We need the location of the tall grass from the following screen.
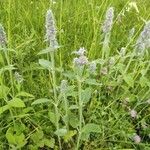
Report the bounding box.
[0,0,150,149]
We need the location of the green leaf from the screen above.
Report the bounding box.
[6,127,16,144]
[69,105,78,110]
[85,79,101,86]
[69,113,79,128]
[123,74,134,87]
[82,123,101,133]
[0,85,9,99]
[39,59,52,70]
[55,128,67,136]
[16,91,34,98]
[64,130,77,142]
[37,48,52,55]
[8,98,25,108]
[48,111,56,124]
[31,130,44,143]
[31,98,50,105]
[139,76,148,87]
[14,133,26,148]
[44,138,55,148]
[63,71,76,79]
[81,88,92,103]
[48,111,60,125]
[0,105,9,115]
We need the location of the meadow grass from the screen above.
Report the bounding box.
[0,0,150,149]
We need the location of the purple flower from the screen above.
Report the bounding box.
[135,21,150,55]
[72,47,86,56]
[73,55,88,66]
[102,7,114,34]
[0,24,7,47]
[45,10,58,49]
[73,47,88,66]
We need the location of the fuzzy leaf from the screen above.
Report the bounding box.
[81,88,92,103]
[39,59,52,70]
[139,76,148,87]
[37,48,52,55]
[85,79,101,86]
[44,138,55,148]
[123,74,134,87]
[82,123,101,133]
[55,128,67,136]
[31,98,50,105]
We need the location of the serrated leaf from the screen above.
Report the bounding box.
[39,59,52,70]
[48,111,60,125]
[55,128,67,136]
[63,71,76,79]
[139,76,148,87]
[31,130,44,143]
[44,138,55,148]
[0,105,9,115]
[69,113,79,128]
[123,74,134,87]
[82,123,101,133]
[31,98,50,105]
[85,79,101,86]
[81,88,92,103]
[8,98,25,108]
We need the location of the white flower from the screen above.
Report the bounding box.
[130,109,137,118]
[133,135,141,144]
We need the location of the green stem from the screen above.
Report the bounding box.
[76,79,82,150]
[63,93,69,130]
[50,51,62,150]
[0,77,16,129]
[4,51,15,96]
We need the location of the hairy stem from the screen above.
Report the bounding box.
[76,79,82,150]
[50,51,62,150]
